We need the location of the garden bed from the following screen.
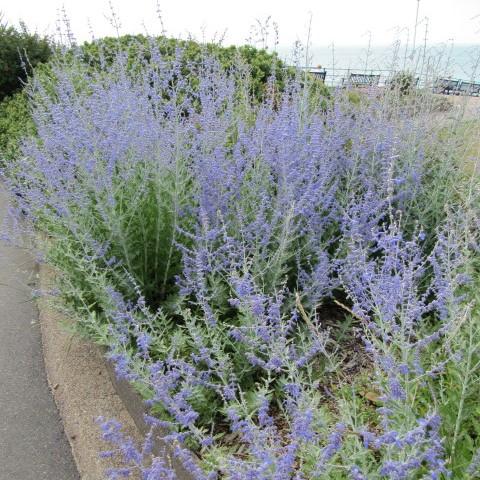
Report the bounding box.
[4,37,480,479]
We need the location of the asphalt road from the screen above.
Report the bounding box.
[0,187,79,480]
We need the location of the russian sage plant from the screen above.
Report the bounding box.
[4,38,479,479]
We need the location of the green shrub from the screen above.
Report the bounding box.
[77,34,326,103]
[0,20,52,100]
[389,71,417,96]
[0,90,35,167]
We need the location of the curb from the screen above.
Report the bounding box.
[38,264,193,479]
[38,264,143,480]
[104,363,193,479]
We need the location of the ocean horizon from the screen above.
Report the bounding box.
[276,43,480,84]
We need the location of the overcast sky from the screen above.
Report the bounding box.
[1,0,479,47]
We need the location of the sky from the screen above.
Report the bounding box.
[1,0,479,48]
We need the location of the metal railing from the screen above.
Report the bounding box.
[302,67,419,88]
[298,66,480,95]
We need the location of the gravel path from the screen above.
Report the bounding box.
[0,186,79,480]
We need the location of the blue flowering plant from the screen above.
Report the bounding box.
[4,37,480,479]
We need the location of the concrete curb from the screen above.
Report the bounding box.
[38,264,192,479]
[104,363,192,479]
[38,264,143,480]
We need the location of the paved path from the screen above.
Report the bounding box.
[0,186,79,480]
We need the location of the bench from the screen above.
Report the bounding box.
[345,73,380,87]
[308,69,327,82]
[434,78,460,95]
[455,81,480,96]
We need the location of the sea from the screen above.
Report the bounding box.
[276,44,480,86]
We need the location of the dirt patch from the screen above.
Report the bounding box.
[434,94,480,121]
[444,94,480,120]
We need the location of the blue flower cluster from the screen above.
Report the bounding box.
[6,41,473,479]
